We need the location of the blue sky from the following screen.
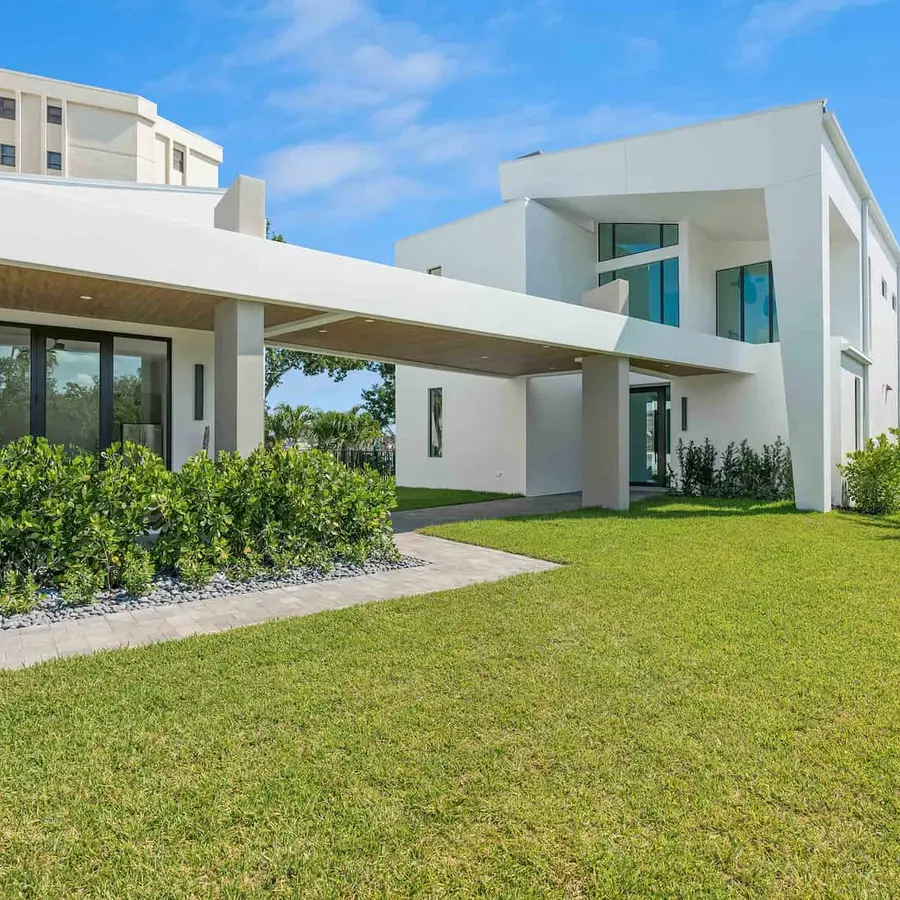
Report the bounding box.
[4,0,899,409]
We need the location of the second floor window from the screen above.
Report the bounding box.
[47,151,62,172]
[0,144,15,167]
[0,97,15,120]
[717,262,778,344]
[598,223,678,262]
[599,258,680,326]
[173,147,185,173]
[47,104,62,125]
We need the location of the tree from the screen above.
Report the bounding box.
[265,402,313,448]
[265,223,395,424]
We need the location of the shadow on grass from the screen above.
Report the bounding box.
[837,509,900,538]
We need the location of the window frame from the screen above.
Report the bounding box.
[598,257,680,327]
[427,387,443,458]
[715,260,778,344]
[46,104,63,125]
[0,97,15,121]
[427,266,442,277]
[598,222,679,262]
[46,150,62,172]
[0,143,15,167]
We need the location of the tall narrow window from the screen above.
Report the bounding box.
[853,377,862,451]
[173,147,185,173]
[0,97,15,120]
[0,144,14,167]
[716,262,778,344]
[47,104,62,125]
[47,151,62,172]
[0,326,32,446]
[428,388,443,458]
[680,396,688,432]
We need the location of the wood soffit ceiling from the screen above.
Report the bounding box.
[0,264,721,377]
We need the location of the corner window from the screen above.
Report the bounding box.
[0,97,15,121]
[599,258,679,326]
[716,262,778,344]
[427,266,442,277]
[428,388,443,458]
[47,104,62,125]
[598,223,678,262]
[0,144,14,167]
[46,151,62,172]
[173,147,185,173]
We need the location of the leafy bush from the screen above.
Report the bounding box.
[839,429,900,515]
[0,571,39,616]
[0,437,397,613]
[669,437,793,502]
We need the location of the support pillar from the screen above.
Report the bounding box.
[582,354,630,510]
[765,175,831,511]
[214,299,265,456]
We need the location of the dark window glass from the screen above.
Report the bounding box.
[428,388,442,458]
[716,269,741,341]
[173,148,185,173]
[598,223,679,262]
[597,224,614,262]
[882,278,888,298]
[0,97,15,120]
[0,144,14,167]
[597,259,679,326]
[47,151,62,171]
[47,104,62,125]
[717,262,778,344]
[0,326,31,446]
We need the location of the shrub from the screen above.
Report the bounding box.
[120,546,155,597]
[669,437,793,502]
[839,430,900,515]
[0,570,39,616]
[60,564,105,607]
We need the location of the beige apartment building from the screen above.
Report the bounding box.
[0,68,221,186]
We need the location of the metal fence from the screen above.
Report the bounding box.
[331,448,396,476]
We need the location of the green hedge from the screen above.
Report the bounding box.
[839,429,900,515]
[0,437,397,610]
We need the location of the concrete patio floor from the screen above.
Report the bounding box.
[0,532,560,671]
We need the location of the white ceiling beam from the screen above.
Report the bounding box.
[264,311,353,339]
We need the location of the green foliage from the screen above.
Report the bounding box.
[360,362,395,427]
[839,429,900,514]
[0,437,397,613]
[0,570,39,616]
[669,437,793,502]
[155,446,397,582]
[265,402,313,448]
[60,564,105,607]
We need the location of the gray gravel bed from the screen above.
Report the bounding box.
[0,556,427,630]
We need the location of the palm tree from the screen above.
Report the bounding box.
[265,403,313,448]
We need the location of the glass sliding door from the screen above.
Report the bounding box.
[44,333,102,455]
[0,322,172,465]
[0,326,31,445]
[629,385,670,486]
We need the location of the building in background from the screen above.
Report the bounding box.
[0,67,221,185]
[394,100,900,512]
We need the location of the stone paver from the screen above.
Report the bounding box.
[391,487,663,532]
[0,532,559,670]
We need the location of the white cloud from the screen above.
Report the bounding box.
[370,100,428,130]
[262,141,380,194]
[738,0,885,65]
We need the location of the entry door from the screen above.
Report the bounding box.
[629,386,669,486]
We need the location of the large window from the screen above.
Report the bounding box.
[0,97,15,121]
[598,223,678,262]
[0,323,171,465]
[428,388,443,458]
[716,262,778,344]
[0,144,14,167]
[599,258,680,326]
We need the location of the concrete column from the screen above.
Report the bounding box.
[765,175,831,511]
[582,354,630,510]
[214,299,265,456]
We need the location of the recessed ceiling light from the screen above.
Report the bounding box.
[318,328,328,333]
[541,345,550,349]
[549,366,556,370]
[574,357,583,363]
[363,318,375,323]
[79,294,93,301]
[481,355,490,360]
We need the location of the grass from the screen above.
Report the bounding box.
[393,485,519,510]
[2,497,900,896]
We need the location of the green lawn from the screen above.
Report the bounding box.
[2,497,900,896]
[394,485,518,510]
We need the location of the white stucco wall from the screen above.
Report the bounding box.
[0,306,214,469]
[867,225,899,439]
[526,374,582,495]
[395,367,526,493]
[524,202,596,304]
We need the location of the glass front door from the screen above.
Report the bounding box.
[44,334,102,455]
[629,386,670,486]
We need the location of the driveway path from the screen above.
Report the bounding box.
[0,532,559,671]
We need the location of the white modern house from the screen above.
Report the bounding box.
[395,100,900,513]
[0,69,892,515]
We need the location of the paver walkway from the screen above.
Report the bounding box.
[0,532,559,671]
[392,487,663,532]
